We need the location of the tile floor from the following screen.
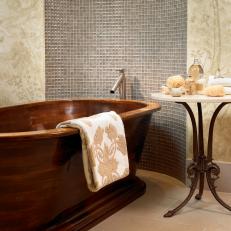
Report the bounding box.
[90,170,231,231]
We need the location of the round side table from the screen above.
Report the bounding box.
[151,93,231,217]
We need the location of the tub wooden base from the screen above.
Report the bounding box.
[0,99,160,231]
[45,176,145,231]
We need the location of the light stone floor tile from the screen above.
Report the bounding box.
[90,170,231,231]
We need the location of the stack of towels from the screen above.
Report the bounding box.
[208,76,231,94]
[57,111,129,192]
[204,76,231,97]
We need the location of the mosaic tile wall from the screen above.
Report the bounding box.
[45,0,187,182]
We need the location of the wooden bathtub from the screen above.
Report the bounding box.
[0,99,160,231]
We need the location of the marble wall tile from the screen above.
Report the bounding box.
[187,0,231,161]
[0,0,45,106]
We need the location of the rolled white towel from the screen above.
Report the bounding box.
[224,87,231,95]
[208,76,231,87]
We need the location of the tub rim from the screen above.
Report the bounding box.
[0,98,160,140]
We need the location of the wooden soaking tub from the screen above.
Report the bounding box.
[0,99,160,231]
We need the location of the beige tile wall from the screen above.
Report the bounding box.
[187,0,231,161]
[0,0,45,106]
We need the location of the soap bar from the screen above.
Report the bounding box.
[160,86,170,95]
[224,87,231,95]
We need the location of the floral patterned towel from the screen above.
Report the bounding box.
[56,111,129,192]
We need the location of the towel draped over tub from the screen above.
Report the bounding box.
[57,111,129,192]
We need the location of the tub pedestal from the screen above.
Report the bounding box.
[45,176,145,231]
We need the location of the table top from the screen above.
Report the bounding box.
[151,93,231,103]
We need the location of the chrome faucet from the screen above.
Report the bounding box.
[110,69,126,99]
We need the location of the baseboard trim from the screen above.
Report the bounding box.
[186,159,231,193]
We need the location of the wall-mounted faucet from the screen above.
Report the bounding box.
[110,69,126,99]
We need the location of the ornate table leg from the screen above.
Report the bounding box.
[195,103,205,200]
[164,163,199,217]
[164,102,231,217]
[164,103,200,217]
[206,103,231,211]
[195,156,205,200]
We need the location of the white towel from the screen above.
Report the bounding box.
[57,111,129,192]
[208,76,231,87]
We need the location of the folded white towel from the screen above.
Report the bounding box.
[208,76,231,87]
[57,111,129,192]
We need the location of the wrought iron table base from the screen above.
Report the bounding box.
[164,102,231,217]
